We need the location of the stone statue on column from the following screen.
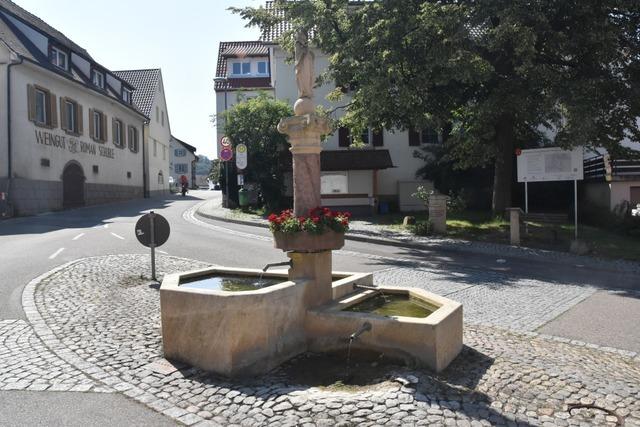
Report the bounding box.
[293,29,315,116]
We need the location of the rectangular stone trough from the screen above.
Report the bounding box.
[305,287,463,373]
[160,267,372,377]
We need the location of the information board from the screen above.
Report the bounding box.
[517,147,583,182]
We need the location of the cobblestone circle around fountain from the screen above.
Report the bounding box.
[9,254,639,426]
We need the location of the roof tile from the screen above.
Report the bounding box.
[113,69,160,117]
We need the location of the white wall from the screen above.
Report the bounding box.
[145,73,171,194]
[0,43,11,178]
[169,137,196,184]
[9,62,144,187]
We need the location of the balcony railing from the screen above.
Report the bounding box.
[584,155,640,181]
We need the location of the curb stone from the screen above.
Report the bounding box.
[21,255,207,426]
[195,199,640,275]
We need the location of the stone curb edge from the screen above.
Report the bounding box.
[195,203,640,276]
[21,255,208,426]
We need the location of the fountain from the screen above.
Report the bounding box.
[160,29,462,377]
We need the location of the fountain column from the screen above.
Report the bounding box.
[277,29,334,307]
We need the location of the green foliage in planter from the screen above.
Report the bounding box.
[268,207,351,234]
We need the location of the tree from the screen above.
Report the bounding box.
[208,158,222,183]
[234,0,640,213]
[223,93,293,210]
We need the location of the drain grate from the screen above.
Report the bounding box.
[567,403,625,426]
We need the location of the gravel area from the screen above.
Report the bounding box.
[13,254,639,426]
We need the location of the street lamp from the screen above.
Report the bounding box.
[214,76,230,208]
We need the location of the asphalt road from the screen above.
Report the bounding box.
[0,190,638,425]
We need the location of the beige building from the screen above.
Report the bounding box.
[115,69,171,197]
[0,0,146,216]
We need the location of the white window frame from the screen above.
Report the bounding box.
[122,87,132,103]
[257,61,268,75]
[92,110,102,140]
[65,100,76,132]
[35,89,47,125]
[128,126,139,152]
[175,163,188,174]
[91,69,105,89]
[51,47,68,70]
[230,61,251,76]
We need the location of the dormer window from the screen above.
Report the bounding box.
[91,69,105,89]
[231,62,251,76]
[50,46,68,70]
[122,87,132,104]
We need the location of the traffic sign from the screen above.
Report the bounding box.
[135,212,170,247]
[220,136,231,147]
[135,211,170,281]
[220,147,233,162]
[236,143,247,170]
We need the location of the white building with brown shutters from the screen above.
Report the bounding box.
[114,68,172,197]
[0,0,146,216]
[215,7,437,214]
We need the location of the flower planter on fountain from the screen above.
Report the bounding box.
[273,230,344,252]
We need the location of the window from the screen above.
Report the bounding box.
[122,87,132,104]
[28,84,57,128]
[35,89,47,125]
[409,128,440,146]
[91,69,105,89]
[112,118,124,147]
[153,140,158,157]
[156,106,159,122]
[128,126,139,152]
[257,61,268,75]
[175,163,188,173]
[60,98,81,135]
[175,148,186,157]
[231,62,251,75]
[161,111,165,126]
[51,46,68,70]
[158,171,164,185]
[90,109,106,142]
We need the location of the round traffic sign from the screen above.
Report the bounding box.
[135,212,170,247]
[220,147,233,162]
[220,136,231,147]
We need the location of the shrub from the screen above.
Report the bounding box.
[410,220,433,236]
[268,207,351,234]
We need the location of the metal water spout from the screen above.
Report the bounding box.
[262,259,293,272]
[350,322,372,341]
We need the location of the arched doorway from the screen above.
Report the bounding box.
[62,162,85,208]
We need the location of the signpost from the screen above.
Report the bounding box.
[219,137,233,208]
[235,143,247,170]
[516,147,584,239]
[135,211,170,281]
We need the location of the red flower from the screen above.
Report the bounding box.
[268,213,278,222]
[341,219,348,226]
[312,216,320,223]
[298,216,307,224]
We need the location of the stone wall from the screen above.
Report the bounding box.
[1,178,143,216]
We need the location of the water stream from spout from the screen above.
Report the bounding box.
[345,337,354,380]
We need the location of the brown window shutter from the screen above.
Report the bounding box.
[88,108,95,140]
[60,98,68,131]
[49,93,58,128]
[408,129,420,146]
[372,129,383,146]
[27,84,36,122]
[101,112,107,142]
[338,127,350,147]
[76,104,83,135]
[112,117,117,145]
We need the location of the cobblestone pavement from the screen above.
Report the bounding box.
[13,254,638,426]
[375,267,595,332]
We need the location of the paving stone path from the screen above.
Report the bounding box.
[11,254,637,426]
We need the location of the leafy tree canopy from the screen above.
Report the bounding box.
[223,92,293,210]
[234,0,640,212]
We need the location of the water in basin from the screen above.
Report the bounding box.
[344,293,437,318]
[180,275,281,292]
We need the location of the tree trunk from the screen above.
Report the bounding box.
[492,117,515,214]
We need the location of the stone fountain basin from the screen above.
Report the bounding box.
[305,287,463,373]
[160,267,372,377]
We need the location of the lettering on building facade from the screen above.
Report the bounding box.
[35,129,116,159]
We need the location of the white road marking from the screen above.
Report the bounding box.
[157,250,168,255]
[49,248,65,259]
[103,224,109,229]
[110,232,125,240]
[72,233,85,241]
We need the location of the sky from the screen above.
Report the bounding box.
[13,0,263,159]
